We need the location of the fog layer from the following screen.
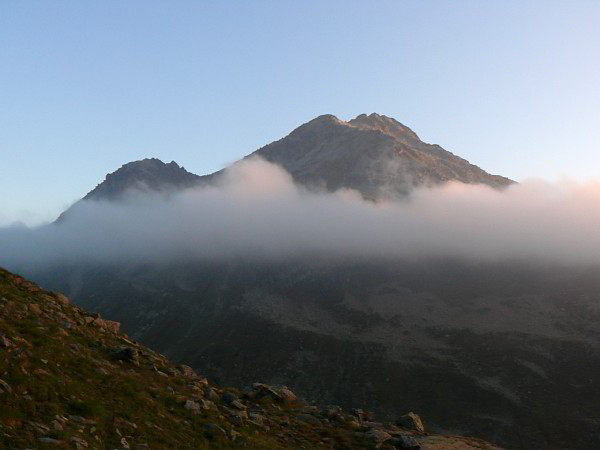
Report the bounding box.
[2,158,600,265]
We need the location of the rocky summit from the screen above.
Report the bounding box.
[0,268,499,449]
[248,113,513,199]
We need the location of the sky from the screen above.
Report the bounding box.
[1,1,599,226]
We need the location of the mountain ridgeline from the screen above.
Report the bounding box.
[61,113,513,213]
[13,113,600,449]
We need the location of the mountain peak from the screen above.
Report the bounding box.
[83,158,201,201]
[348,113,421,143]
[253,113,513,199]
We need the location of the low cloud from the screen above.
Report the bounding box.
[2,157,600,267]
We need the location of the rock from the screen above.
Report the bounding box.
[365,428,392,444]
[348,419,361,429]
[227,408,248,426]
[396,412,425,433]
[53,293,70,305]
[178,364,196,377]
[29,303,42,315]
[70,436,89,449]
[228,428,241,441]
[0,335,11,347]
[33,368,51,376]
[184,400,201,412]
[96,318,120,333]
[51,420,64,431]
[248,412,264,426]
[352,408,373,422]
[277,386,297,403]
[120,437,130,449]
[38,437,64,445]
[0,379,12,394]
[110,347,139,364]
[252,383,297,404]
[221,391,239,405]
[230,399,247,411]
[392,434,421,449]
[205,387,220,402]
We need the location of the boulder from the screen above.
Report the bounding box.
[184,400,201,412]
[0,335,11,347]
[392,434,421,449]
[252,383,297,404]
[205,386,220,402]
[53,293,70,305]
[396,412,425,433]
[38,437,64,445]
[110,347,139,364]
[221,391,239,405]
[365,428,392,444]
[0,379,12,393]
[178,364,196,378]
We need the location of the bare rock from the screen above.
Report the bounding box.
[0,379,12,394]
[184,400,201,412]
[0,335,11,347]
[38,437,64,445]
[365,428,392,444]
[396,412,425,433]
[392,434,421,449]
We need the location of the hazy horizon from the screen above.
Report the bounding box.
[4,157,600,269]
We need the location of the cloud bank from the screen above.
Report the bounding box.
[2,157,600,266]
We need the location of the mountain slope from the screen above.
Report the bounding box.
[56,159,202,222]
[84,158,201,201]
[36,259,600,450]
[0,268,499,450]
[248,113,513,199]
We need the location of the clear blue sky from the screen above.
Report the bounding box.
[1,1,599,225]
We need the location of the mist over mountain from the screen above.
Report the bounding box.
[3,113,600,449]
[219,113,513,200]
[57,158,202,222]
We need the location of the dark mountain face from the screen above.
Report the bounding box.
[56,158,202,222]
[83,158,201,201]
[250,113,513,199]
[31,259,600,450]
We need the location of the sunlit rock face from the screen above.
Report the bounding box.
[250,113,513,200]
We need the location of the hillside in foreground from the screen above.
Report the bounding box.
[0,268,500,449]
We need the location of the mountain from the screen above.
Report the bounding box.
[0,267,500,449]
[248,113,513,199]
[56,158,201,222]
[83,158,201,201]
[14,113,600,449]
[60,113,513,217]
